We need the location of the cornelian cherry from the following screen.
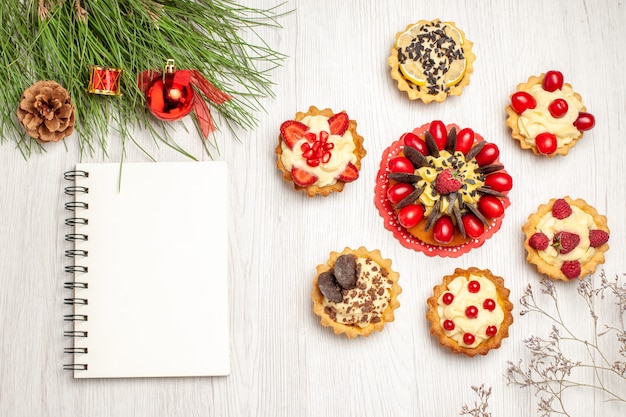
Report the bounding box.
[455,128,475,154]
[401,132,429,155]
[442,292,454,305]
[443,320,455,331]
[468,280,481,293]
[474,142,499,166]
[483,298,496,311]
[486,326,498,337]
[478,195,504,218]
[574,112,596,131]
[542,70,564,92]
[484,172,513,192]
[535,132,558,155]
[433,216,455,244]
[387,182,414,205]
[511,91,536,114]
[465,305,479,318]
[397,204,424,228]
[388,156,415,174]
[429,120,447,150]
[463,333,475,345]
[548,98,569,118]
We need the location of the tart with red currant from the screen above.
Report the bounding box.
[375,121,512,257]
[426,267,514,357]
[505,70,595,157]
[522,197,610,281]
[276,106,366,197]
[312,247,401,338]
[388,19,475,103]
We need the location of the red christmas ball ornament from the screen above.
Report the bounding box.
[145,59,194,121]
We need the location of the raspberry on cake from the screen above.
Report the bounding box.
[522,197,610,281]
[311,247,402,338]
[505,70,595,157]
[376,121,512,255]
[276,106,366,197]
[426,267,514,356]
[388,19,475,103]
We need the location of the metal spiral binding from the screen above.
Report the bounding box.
[64,169,89,372]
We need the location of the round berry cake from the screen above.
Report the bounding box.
[375,121,512,257]
[505,70,595,157]
[388,19,475,103]
[276,106,366,197]
[311,247,401,338]
[522,197,610,281]
[426,267,514,356]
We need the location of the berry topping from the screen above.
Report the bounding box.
[483,298,496,311]
[463,333,475,345]
[468,280,481,293]
[542,70,564,92]
[397,204,425,228]
[474,142,500,166]
[535,132,558,155]
[589,229,610,248]
[388,156,415,174]
[443,319,455,331]
[455,128,475,154]
[462,213,485,239]
[435,169,462,195]
[401,132,429,155]
[573,112,596,131]
[486,326,498,337]
[529,232,550,250]
[280,120,308,149]
[511,91,537,114]
[442,292,454,305]
[465,305,479,318]
[299,131,335,167]
[561,260,581,279]
[477,195,504,218]
[291,167,317,187]
[483,172,513,192]
[337,162,359,182]
[387,182,415,205]
[429,120,447,150]
[548,98,569,118]
[327,112,349,136]
[432,216,455,244]
[552,231,581,254]
[551,198,572,219]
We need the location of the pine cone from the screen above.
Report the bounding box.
[17,80,76,143]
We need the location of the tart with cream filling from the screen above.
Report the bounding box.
[522,196,610,281]
[388,19,475,103]
[312,247,401,338]
[426,267,514,356]
[276,106,366,197]
[505,70,595,157]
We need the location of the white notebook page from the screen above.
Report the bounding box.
[69,162,229,378]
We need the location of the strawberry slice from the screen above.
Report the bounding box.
[328,112,349,136]
[291,167,317,187]
[337,162,359,182]
[280,120,308,149]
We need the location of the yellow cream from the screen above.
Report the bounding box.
[280,115,357,187]
[437,274,505,348]
[322,257,392,328]
[518,84,585,147]
[414,150,483,217]
[535,206,598,267]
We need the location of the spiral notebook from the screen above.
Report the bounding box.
[63,162,230,378]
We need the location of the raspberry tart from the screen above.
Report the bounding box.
[311,247,401,338]
[426,267,514,357]
[375,121,512,257]
[505,70,596,157]
[522,197,610,281]
[388,19,475,103]
[276,106,366,197]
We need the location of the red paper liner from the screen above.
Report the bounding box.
[374,123,511,258]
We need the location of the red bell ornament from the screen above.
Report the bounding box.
[145,60,194,121]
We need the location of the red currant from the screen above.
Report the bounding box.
[477,195,504,219]
[535,132,558,155]
[465,305,479,318]
[474,142,500,166]
[387,182,414,205]
[397,204,424,228]
[433,216,455,244]
[573,112,596,131]
[486,326,498,337]
[388,156,415,174]
[401,132,429,155]
[484,172,513,192]
[548,98,569,118]
[463,333,475,345]
[483,298,496,311]
[443,320,455,331]
[442,292,454,305]
[455,128,475,154]
[468,280,481,293]
[542,70,564,92]
[429,120,447,150]
[510,91,536,114]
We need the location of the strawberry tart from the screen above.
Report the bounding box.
[276,106,366,197]
[505,70,595,157]
[426,267,514,356]
[388,19,475,103]
[522,197,610,281]
[375,121,512,257]
[311,247,401,338]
